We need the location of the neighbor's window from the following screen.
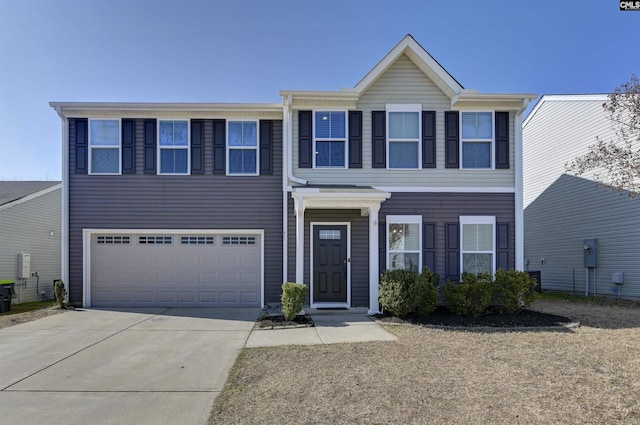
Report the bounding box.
[314,111,346,168]
[89,119,120,174]
[159,120,189,174]
[461,112,493,169]
[387,105,421,169]
[227,121,258,175]
[460,216,495,275]
[387,215,421,272]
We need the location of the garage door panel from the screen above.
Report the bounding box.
[91,232,261,307]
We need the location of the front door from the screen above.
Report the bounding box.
[313,225,348,304]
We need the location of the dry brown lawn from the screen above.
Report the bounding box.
[210,299,640,425]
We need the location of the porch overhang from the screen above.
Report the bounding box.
[291,186,391,315]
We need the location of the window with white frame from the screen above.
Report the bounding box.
[461,112,493,169]
[159,120,189,174]
[387,215,421,272]
[314,111,346,167]
[460,216,496,275]
[387,105,421,169]
[89,119,120,174]
[227,121,258,175]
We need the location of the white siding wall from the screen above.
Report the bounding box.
[291,55,516,188]
[523,96,640,298]
[0,188,62,303]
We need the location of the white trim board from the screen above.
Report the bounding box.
[0,183,61,212]
[373,186,515,193]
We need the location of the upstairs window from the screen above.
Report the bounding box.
[89,119,120,174]
[460,216,496,275]
[387,105,421,169]
[228,121,258,175]
[159,120,189,174]
[461,112,493,169]
[314,111,346,168]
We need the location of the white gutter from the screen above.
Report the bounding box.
[54,105,69,303]
[284,95,307,186]
[515,98,534,271]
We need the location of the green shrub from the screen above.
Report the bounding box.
[379,267,439,317]
[492,269,538,314]
[444,273,492,317]
[415,267,439,316]
[54,280,66,309]
[281,282,307,320]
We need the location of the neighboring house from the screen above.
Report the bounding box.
[0,181,62,303]
[523,94,640,299]
[51,35,535,313]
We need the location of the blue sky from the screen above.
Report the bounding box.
[0,0,638,180]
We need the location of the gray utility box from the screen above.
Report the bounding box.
[583,238,598,268]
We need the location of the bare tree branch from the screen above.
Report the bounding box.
[566,75,640,196]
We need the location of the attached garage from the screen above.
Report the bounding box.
[84,230,263,308]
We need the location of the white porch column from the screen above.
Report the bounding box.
[294,197,305,285]
[368,205,381,315]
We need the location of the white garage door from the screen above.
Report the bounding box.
[90,232,262,307]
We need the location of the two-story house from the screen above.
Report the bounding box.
[51,35,535,314]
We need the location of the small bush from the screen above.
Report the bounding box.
[281,282,307,320]
[379,267,439,317]
[415,267,439,316]
[493,269,538,314]
[379,269,419,317]
[444,273,492,317]
[54,280,66,309]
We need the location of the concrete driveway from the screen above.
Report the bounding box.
[0,307,260,425]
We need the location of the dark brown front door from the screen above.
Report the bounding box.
[313,225,348,303]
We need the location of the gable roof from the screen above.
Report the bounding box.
[523,94,608,129]
[350,34,464,98]
[0,181,61,207]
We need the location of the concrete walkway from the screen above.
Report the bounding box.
[0,307,395,425]
[246,308,397,347]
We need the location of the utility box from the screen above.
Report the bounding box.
[17,253,31,279]
[583,239,597,268]
[612,272,624,285]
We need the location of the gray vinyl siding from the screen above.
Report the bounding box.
[525,174,640,298]
[523,96,640,299]
[286,192,515,302]
[291,54,516,188]
[0,188,62,302]
[380,192,516,283]
[68,119,283,305]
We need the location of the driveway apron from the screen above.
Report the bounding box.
[0,307,260,425]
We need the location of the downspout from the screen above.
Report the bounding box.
[54,105,69,304]
[282,95,307,287]
[514,99,530,271]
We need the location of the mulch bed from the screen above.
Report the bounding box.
[255,314,315,329]
[376,306,574,328]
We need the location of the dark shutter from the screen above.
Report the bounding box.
[445,222,460,281]
[445,111,459,169]
[213,119,226,175]
[260,120,273,175]
[496,223,510,270]
[72,118,88,174]
[298,111,312,168]
[423,223,436,272]
[143,119,156,174]
[372,111,386,168]
[348,110,362,168]
[495,112,510,169]
[121,119,135,174]
[379,221,386,275]
[422,111,436,168]
[190,120,204,175]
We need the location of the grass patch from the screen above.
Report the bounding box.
[536,291,640,308]
[1,300,57,316]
